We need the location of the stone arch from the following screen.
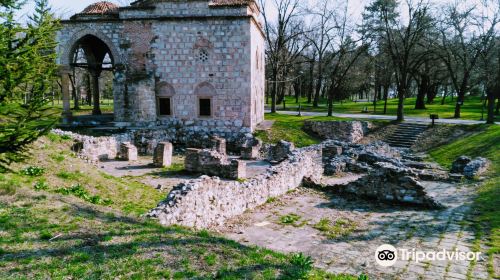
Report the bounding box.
[60,28,123,67]
[194,81,216,97]
[156,82,176,97]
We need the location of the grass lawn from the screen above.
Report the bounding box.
[268,95,500,122]
[255,113,387,148]
[0,133,363,279]
[51,99,114,116]
[429,125,500,278]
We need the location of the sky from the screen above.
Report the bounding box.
[16,0,372,21]
[16,0,494,24]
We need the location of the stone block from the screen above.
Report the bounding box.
[184,148,246,180]
[322,144,343,160]
[210,136,226,155]
[463,157,490,179]
[269,140,295,162]
[241,145,260,160]
[120,142,138,161]
[153,142,173,167]
[451,156,472,173]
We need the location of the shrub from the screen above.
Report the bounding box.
[288,253,314,279]
[34,181,49,191]
[21,166,45,176]
[280,213,301,225]
[39,230,52,240]
[55,184,113,206]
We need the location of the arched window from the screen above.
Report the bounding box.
[194,82,216,117]
[156,82,175,117]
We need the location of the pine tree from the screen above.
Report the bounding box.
[0,0,60,170]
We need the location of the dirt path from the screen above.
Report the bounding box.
[220,182,489,279]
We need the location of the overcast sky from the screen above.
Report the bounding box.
[16,0,493,24]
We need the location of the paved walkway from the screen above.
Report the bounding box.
[266,110,500,125]
[221,182,489,279]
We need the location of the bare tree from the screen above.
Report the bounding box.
[303,0,337,108]
[324,1,368,116]
[260,0,305,113]
[437,1,499,118]
[377,0,433,121]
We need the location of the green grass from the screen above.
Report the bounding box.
[429,125,500,278]
[51,99,114,116]
[256,113,387,148]
[313,218,358,239]
[269,95,500,122]
[0,136,363,279]
[255,113,345,147]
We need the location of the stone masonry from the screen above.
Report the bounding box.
[148,145,324,228]
[120,142,138,161]
[56,0,265,132]
[153,142,173,167]
[184,148,246,180]
[304,120,372,143]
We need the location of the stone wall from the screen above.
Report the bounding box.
[184,148,246,179]
[304,121,372,143]
[148,145,324,228]
[51,129,131,162]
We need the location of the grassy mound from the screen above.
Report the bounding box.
[0,133,363,279]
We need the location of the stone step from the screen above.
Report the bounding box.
[385,122,429,149]
[387,136,419,140]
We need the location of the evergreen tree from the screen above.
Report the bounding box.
[0,0,60,170]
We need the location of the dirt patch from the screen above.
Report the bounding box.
[359,122,399,145]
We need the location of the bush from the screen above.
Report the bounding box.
[39,230,52,240]
[287,253,314,279]
[55,184,112,205]
[21,166,45,176]
[34,181,49,191]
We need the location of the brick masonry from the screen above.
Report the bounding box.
[56,0,265,132]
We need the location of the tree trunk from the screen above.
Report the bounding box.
[271,68,277,113]
[69,74,79,110]
[396,87,405,122]
[327,86,334,117]
[496,95,500,115]
[441,85,448,105]
[415,78,427,110]
[307,59,314,103]
[454,92,465,118]
[486,87,495,124]
[383,85,389,114]
[313,72,322,107]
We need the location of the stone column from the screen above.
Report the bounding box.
[59,66,72,125]
[90,70,102,115]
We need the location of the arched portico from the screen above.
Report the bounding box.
[58,29,123,123]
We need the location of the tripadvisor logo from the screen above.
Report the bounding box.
[375,244,482,267]
[375,244,397,267]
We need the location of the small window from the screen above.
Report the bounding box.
[158,97,171,116]
[198,49,209,62]
[199,98,211,117]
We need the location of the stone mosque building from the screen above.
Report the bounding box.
[56,0,265,133]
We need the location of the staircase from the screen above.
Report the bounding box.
[385,122,429,149]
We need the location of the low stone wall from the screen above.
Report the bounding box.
[51,129,131,162]
[184,148,246,180]
[304,121,372,143]
[148,145,324,228]
[331,162,443,208]
[52,125,257,158]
